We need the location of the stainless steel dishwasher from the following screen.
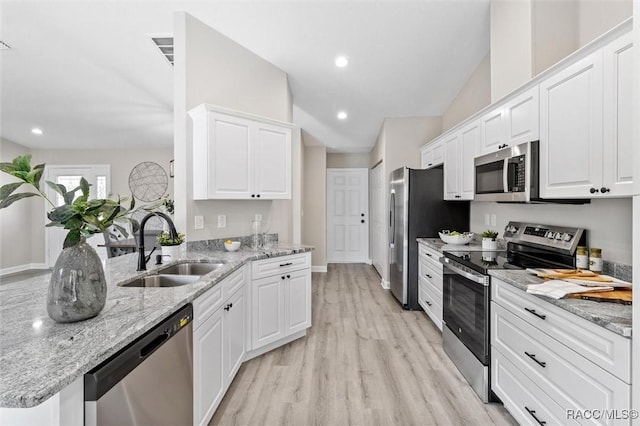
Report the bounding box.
[84,304,193,426]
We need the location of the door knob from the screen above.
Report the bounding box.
[361,213,365,217]
[361,220,365,223]
[589,187,599,194]
[600,187,610,193]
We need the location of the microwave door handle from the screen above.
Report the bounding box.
[503,159,509,192]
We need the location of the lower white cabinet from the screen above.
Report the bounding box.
[417,243,443,331]
[193,266,248,426]
[251,253,312,350]
[491,278,631,426]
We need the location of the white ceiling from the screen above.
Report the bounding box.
[0,0,490,153]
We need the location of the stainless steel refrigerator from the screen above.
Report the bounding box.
[389,167,470,309]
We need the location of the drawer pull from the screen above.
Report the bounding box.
[425,253,432,257]
[279,262,293,267]
[524,351,546,368]
[425,300,432,307]
[524,307,546,320]
[425,273,432,279]
[525,407,546,425]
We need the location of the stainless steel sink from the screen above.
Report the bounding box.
[158,262,225,276]
[120,274,202,288]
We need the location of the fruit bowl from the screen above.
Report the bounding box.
[224,240,241,252]
[438,231,474,245]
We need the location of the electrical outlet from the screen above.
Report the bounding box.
[484,214,490,226]
[194,215,204,230]
[255,214,262,222]
[218,215,227,228]
[490,214,497,227]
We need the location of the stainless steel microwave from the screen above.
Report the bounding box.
[474,141,539,202]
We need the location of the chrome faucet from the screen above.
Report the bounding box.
[137,212,179,271]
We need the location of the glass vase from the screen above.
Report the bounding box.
[47,237,107,323]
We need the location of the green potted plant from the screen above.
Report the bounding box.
[0,155,140,323]
[157,230,185,259]
[481,229,499,250]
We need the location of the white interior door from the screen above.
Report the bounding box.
[326,168,369,263]
[44,165,110,266]
[370,163,384,276]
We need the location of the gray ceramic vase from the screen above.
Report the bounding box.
[47,238,107,323]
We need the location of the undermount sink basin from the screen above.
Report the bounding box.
[158,262,225,276]
[120,274,202,288]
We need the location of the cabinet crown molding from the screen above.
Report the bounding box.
[188,103,296,129]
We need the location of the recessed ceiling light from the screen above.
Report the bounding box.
[337,111,348,120]
[335,56,348,68]
[31,128,43,135]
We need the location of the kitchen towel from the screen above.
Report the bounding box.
[526,280,614,299]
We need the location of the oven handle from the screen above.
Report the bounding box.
[440,257,489,286]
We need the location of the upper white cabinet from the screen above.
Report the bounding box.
[443,121,477,200]
[540,33,633,199]
[189,105,293,200]
[478,87,539,156]
[420,139,444,169]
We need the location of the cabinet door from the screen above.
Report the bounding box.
[421,145,433,169]
[253,122,291,199]
[251,275,285,349]
[442,133,460,200]
[225,285,246,385]
[284,269,312,335]
[539,51,604,198]
[207,112,253,199]
[480,108,505,155]
[602,33,634,197]
[193,308,224,426]
[431,141,444,166]
[459,122,478,200]
[505,86,539,147]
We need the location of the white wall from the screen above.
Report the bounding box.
[578,0,632,47]
[326,152,370,169]
[174,12,295,243]
[302,138,327,268]
[532,0,579,74]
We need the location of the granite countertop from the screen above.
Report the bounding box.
[489,270,632,338]
[416,237,506,252]
[0,244,312,409]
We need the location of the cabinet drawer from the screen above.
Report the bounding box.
[418,243,442,268]
[251,252,311,280]
[418,258,442,292]
[193,284,224,330]
[418,279,442,331]
[492,348,577,426]
[492,279,631,382]
[492,302,630,423]
[223,265,247,300]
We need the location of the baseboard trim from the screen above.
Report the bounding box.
[0,263,49,277]
[312,266,327,273]
[380,279,390,290]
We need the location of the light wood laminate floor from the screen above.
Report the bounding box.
[211,263,516,426]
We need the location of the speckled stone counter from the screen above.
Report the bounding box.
[489,270,632,338]
[0,244,312,408]
[416,237,506,252]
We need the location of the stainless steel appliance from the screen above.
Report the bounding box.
[388,167,469,309]
[85,304,193,426]
[474,141,538,202]
[440,222,585,403]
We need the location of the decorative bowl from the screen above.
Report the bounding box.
[224,241,241,252]
[438,231,474,245]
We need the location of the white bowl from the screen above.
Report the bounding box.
[224,241,241,252]
[438,231,474,245]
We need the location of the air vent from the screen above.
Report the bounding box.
[0,40,11,50]
[150,36,173,66]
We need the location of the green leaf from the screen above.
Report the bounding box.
[63,230,81,249]
[13,154,32,172]
[46,181,67,197]
[80,177,91,197]
[63,190,76,205]
[0,192,38,209]
[113,223,130,238]
[47,205,76,224]
[0,182,24,201]
[0,162,17,175]
[26,164,45,189]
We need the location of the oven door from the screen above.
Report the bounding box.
[441,258,490,365]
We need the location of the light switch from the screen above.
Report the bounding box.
[490,214,497,227]
[218,215,227,228]
[194,215,204,230]
[255,214,262,222]
[484,214,490,226]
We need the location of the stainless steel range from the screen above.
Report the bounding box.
[439,221,586,403]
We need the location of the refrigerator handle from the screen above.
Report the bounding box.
[389,191,395,246]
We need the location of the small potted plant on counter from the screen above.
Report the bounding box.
[157,230,185,259]
[481,229,499,250]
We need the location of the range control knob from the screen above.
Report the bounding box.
[562,233,572,242]
[555,232,563,240]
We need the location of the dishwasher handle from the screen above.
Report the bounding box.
[85,303,193,402]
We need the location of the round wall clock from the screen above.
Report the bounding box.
[128,161,168,202]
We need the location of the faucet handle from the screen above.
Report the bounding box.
[145,246,157,264]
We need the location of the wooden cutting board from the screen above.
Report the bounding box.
[567,289,632,305]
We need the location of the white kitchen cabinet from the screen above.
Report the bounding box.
[193,266,248,426]
[189,104,293,200]
[443,121,477,200]
[250,252,312,351]
[417,243,443,331]
[420,139,444,169]
[491,279,631,426]
[602,32,634,197]
[478,87,539,156]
